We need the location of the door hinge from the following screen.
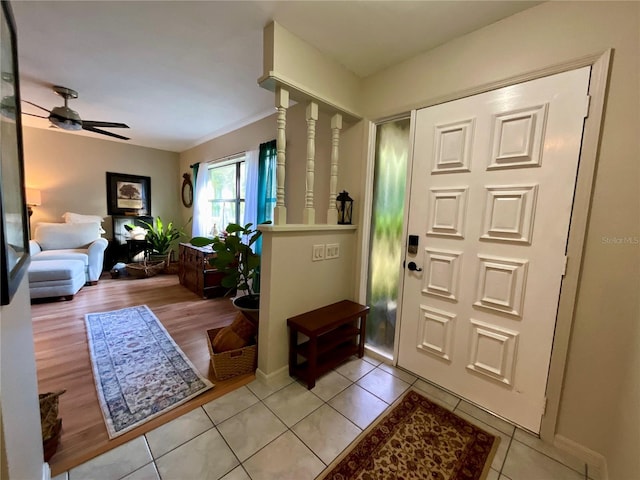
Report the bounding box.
[542,397,548,416]
[583,95,591,118]
[561,255,568,277]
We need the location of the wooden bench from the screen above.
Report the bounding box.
[287,300,369,389]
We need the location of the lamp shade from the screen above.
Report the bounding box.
[26,188,41,206]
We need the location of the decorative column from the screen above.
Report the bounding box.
[303,102,318,224]
[327,113,343,224]
[274,87,289,225]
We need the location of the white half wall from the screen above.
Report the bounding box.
[257,225,357,375]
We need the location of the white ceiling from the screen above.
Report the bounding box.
[11,1,540,153]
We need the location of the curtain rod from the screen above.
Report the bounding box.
[189,150,247,170]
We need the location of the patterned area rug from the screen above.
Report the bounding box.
[320,389,498,480]
[85,305,213,438]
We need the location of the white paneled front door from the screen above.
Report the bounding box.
[397,67,590,433]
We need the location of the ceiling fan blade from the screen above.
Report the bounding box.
[83,125,130,140]
[23,112,48,119]
[22,100,51,113]
[83,120,129,129]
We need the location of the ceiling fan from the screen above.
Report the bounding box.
[23,85,130,140]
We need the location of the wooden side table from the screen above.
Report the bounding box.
[287,300,369,389]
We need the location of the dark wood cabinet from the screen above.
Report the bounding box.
[178,243,227,298]
[105,215,153,268]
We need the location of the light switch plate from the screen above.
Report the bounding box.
[326,243,340,259]
[312,244,325,261]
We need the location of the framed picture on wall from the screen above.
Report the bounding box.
[106,172,151,216]
[0,0,30,305]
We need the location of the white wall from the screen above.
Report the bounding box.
[257,226,357,375]
[23,127,181,239]
[0,278,44,480]
[264,22,362,118]
[359,2,640,477]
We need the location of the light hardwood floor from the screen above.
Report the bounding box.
[31,273,254,476]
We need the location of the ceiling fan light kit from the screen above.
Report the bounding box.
[23,85,130,140]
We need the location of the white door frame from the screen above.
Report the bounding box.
[358,49,611,441]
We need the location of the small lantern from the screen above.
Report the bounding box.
[336,190,353,225]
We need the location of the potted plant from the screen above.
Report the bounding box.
[190,222,268,313]
[137,216,188,265]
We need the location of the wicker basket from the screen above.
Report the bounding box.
[206,328,257,380]
[125,260,165,278]
[39,390,65,461]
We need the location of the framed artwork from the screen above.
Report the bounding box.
[106,172,151,216]
[0,0,30,305]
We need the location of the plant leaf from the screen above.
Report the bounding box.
[226,223,244,234]
[190,237,215,247]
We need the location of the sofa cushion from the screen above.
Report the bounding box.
[34,223,102,250]
[32,250,89,266]
[62,212,106,234]
[62,212,104,224]
[28,259,85,282]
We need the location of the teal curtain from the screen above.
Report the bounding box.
[191,163,199,185]
[255,140,276,254]
[257,140,277,225]
[253,140,276,292]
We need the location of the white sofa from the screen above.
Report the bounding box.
[29,222,108,284]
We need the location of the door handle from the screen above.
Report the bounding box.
[407,261,422,272]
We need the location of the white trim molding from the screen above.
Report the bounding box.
[554,435,608,480]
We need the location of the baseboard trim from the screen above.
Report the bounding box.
[42,462,51,480]
[554,434,608,480]
[255,365,289,387]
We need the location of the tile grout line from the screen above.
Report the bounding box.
[209,419,245,480]
[202,388,261,427]
[497,434,515,477]
[260,388,324,431]
[243,392,334,477]
[145,406,216,461]
[508,437,589,478]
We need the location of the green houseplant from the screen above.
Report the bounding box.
[137,216,188,260]
[190,222,268,311]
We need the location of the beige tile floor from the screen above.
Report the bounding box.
[52,356,600,480]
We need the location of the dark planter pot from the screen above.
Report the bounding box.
[233,294,260,326]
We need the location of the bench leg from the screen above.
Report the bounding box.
[357,314,367,358]
[288,328,297,377]
[307,337,318,389]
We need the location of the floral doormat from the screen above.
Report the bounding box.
[319,389,499,480]
[85,305,213,438]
